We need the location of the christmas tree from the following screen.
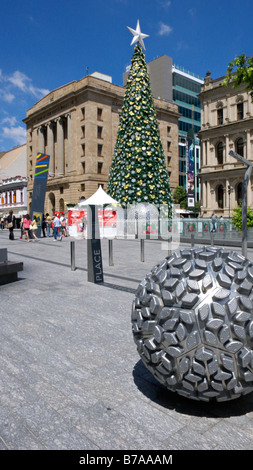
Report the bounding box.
[107,22,172,212]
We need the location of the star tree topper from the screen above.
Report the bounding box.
[127,19,149,50]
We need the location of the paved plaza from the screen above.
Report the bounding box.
[1,229,253,451]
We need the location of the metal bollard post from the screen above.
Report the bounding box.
[70,241,76,271]
[108,239,114,266]
[191,233,195,247]
[140,239,144,262]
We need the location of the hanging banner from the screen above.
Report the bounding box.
[30,153,50,237]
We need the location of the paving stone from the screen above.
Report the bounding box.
[1,231,253,450]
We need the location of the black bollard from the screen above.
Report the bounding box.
[87,205,104,283]
[70,241,75,271]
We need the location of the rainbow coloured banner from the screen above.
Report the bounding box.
[30,153,50,237]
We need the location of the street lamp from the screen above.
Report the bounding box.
[229,150,253,258]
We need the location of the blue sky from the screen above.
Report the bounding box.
[0,0,252,151]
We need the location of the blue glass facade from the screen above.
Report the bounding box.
[173,67,203,200]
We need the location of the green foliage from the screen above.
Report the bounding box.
[107,44,172,211]
[173,186,187,208]
[222,54,253,100]
[231,206,253,231]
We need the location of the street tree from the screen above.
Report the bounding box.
[222,54,253,100]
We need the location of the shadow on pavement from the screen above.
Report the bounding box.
[133,359,253,419]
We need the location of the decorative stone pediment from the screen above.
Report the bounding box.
[216,101,223,109]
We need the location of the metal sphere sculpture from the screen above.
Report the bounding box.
[132,246,253,402]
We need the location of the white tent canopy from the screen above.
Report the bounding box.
[78,185,119,206]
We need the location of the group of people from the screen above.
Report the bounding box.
[20,214,39,242]
[4,210,68,241]
[44,212,67,240]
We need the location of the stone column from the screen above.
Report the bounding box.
[47,122,55,175]
[206,180,211,209]
[246,129,251,160]
[66,113,73,173]
[201,140,206,167]
[224,134,229,163]
[225,95,230,121]
[37,126,45,154]
[206,139,210,166]
[56,117,64,176]
[201,179,206,208]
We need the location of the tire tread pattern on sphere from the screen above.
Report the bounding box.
[131,246,253,402]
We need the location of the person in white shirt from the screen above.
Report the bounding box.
[53,213,62,241]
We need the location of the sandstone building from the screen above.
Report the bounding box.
[23,73,180,215]
[198,72,253,217]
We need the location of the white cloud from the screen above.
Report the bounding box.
[162,1,171,7]
[2,116,17,126]
[0,90,15,103]
[158,22,173,36]
[7,71,49,99]
[8,71,28,92]
[2,125,26,145]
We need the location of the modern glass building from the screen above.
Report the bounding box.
[172,65,203,203]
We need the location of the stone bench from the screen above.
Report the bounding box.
[0,248,23,285]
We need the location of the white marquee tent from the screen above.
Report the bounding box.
[78,185,119,207]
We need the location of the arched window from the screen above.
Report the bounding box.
[216,142,223,164]
[236,138,244,157]
[236,182,243,205]
[59,198,65,212]
[217,185,224,208]
[48,192,55,214]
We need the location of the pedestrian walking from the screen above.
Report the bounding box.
[46,213,52,237]
[23,214,31,242]
[211,211,217,232]
[19,215,24,239]
[31,215,39,241]
[7,210,15,240]
[60,212,67,237]
[42,214,46,237]
[53,212,62,241]
[1,217,4,230]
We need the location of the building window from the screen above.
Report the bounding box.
[237,102,244,120]
[216,142,223,164]
[81,107,85,120]
[81,183,85,191]
[236,138,244,157]
[97,162,103,174]
[167,126,171,135]
[81,143,85,156]
[97,108,103,121]
[81,162,85,174]
[97,126,103,139]
[60,187,64,194]
[81,126,85,138]
[217,108,223,125]
[167,141,171,152]
[217,185,224,208]
[97,144,103,156]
